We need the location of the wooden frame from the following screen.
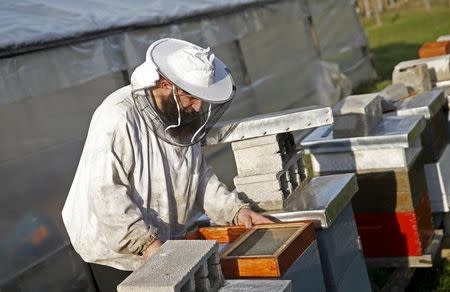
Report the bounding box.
[220,222,315,278]
[186,226,249,243]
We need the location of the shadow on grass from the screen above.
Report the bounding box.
[371,42,422,80]
[353,42,421,94]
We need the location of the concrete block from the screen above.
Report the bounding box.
[316,204,364,287]
[437,35,450,42]
[328,253,371,292]
[117,240,223,292]
[234,170,290,192]
[379,83,410,102]
[234,151,285,176]
[237,188,285,211]
[232,133,298,176]
[218,280,292,292]
[425,144,450,212]
[234,155,307,211]
[393,63,432,94]
[231,134,279,151]
[282,241,326,292]
[394,55,450,82]
[332,93,382,138]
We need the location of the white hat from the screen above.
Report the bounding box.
[147,38,235,103]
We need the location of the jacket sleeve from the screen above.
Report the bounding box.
[196,155,249,225]
[87,112,157,256]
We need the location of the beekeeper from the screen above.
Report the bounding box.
[62,38,272,289]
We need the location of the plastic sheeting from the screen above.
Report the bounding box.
[307,0,377,85]
[0,0,372,289]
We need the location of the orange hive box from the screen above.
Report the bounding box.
[419,41,450,59]
[220,222,315,278]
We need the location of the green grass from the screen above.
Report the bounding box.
[355,4,450,94]
[360,4,450,290]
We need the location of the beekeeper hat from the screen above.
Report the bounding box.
[131,38,235,103]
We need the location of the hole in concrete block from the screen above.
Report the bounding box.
[194,268,211,292]
[180,276,195,292]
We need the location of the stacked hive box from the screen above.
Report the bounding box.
[386,89,450,212]
[205,106,333,211]
[301,94,434,258]
[205,106,370,290]
[268,174,371,291]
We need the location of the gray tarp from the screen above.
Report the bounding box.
[0,0,372,290]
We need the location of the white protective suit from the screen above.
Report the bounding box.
[62,83,247,271]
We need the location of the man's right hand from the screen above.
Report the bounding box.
[143,239,163,260]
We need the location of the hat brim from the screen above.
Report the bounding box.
[148,38,235,104]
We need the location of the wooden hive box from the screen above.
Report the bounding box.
[419,41,450,59]
[219,222,315,278]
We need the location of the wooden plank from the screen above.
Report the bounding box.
[365,230,443,268]
[187,226,249,243]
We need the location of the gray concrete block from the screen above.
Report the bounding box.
[218,280,292,292]
[378,83,410,102]
[231,134,280,151]
[282,241,326,292]
[328,253,371,292]
[316,204,365,287]
[394,55,450,82]
[232,133,298,176]
[237,189,285,211]
[234,155,307,211]
[117,240,223,292]
[332,93,382,138]
[437,35,450,42]
[393,63,433,94]
[234,150,285,176]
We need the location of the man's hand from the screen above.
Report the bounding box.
[143,239,163,260]
[236,208,274,228]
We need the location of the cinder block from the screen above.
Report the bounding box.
[117,240,223,292]
[425,144,450,212]
[218,280,292,292]
[282,241,326,292]
[237,189,284,211]
[392,63,432,94]
[437,35,450,42]
[234,155,307,211]
[232,134,298,176]
[328,253,371,292]
[315,204,365,287]
[332,93,382,138]
[394,55,450,82]
[378,83,410,102]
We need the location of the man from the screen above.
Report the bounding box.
[62,38,271,291]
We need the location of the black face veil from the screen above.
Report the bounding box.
[132,85,232,147]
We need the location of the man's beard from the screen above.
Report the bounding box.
[159,96,203,142]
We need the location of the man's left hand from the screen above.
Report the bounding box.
[236,208,274,228]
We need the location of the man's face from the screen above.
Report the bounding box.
[158,85,206,141]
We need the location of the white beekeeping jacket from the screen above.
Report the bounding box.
[61,85,246,271]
